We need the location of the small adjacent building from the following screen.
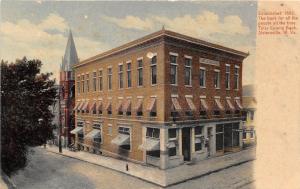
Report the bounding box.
[242,85,256,147]
[72,29,249,169]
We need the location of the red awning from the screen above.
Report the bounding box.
[214,98,224,111]
[122,99,131,112]
[97,101,103,111]
[226,99,235,111]
[146,98,156,112]
[235,99,243,110]
[89,101,96,112]
[171,97,182,111]
[186,97,196,111]
[200,99,208,110]
[105,101,112,111]
[134,98,143,112]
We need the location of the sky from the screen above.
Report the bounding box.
[0,0,257,85]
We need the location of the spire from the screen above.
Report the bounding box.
[62,29,79,72]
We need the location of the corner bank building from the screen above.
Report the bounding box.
[72,29,248,169]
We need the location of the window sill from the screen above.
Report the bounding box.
[215,88,221,90]
[170,84,178,86]
[200,86,206,89]
[151,84,158,87]
[185,85,192,88]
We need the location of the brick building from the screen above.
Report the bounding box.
[72,29,248,169]
[59,30,78,147]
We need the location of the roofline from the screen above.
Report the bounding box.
[74,29,249,68]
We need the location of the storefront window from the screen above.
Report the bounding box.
[216,124,224,151]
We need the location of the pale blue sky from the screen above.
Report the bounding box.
[0,0,257,84]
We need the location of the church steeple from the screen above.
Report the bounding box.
[62,30,78,72]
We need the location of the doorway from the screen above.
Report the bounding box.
[182,127,191,161]
[207,127,213,156]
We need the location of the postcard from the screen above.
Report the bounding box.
[0,1,299,189]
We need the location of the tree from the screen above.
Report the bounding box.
[1,57,57,176]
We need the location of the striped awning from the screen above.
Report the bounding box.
[89,101,97,112]
[171,97,182,111]
[226,99,235,111]
[122,99,131,112]
[186,97,196,111]
[139,138,160,151]
[134,98,143,112]
[70,127,83,134]
[214,98,224,111]
[235,99,243,109]
[97,101,103,111]
[116,100,123,111]
[105,101,112,111]
[81,101,90,111]
[73,102,81,111]
[111,134,130,146]
[200,98,208,110]
[146,98,156,112]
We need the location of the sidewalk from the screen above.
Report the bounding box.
[45,145,255,187]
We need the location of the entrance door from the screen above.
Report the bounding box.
[182,127,191,161]
[207,127,213,156]
[224,123,233,152]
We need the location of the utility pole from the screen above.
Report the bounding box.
[58,86,62,153]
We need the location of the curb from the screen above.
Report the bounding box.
[44,147,255,187]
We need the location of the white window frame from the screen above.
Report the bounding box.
[150,53,158,86]
[184,57,192,86]
[98,69,103,91]
[107,67,112,90]
[86,73,90,92]
[199,67,206,88]
[194,126,204,152]
[225,64,230,90]
[170,53,178,86]
[137,58,143,87]
[214,69,220,89]
[118,63,124,89]
[118,126,131,152]
[234,65,239,90]
[92,71,97,92]
[126,61,132,88]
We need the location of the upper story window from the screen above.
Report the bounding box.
[127,62,132,88]
[81,75,85,93]
[93,71,97,91]
[108,67,112,90]
[225,65,230,89]
[214,69,220,89]
[234,66,239,90]
[184,57,192,86]
[137,59,143,86]
[98,70,103,91]
[151,55,157,85]
[199,67,206,88]
[146,128,160,139]
[118,64,124,89]
[86,73,90,92]
[170,54,178,85]
[77,76,80,94]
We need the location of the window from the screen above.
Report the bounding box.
[250,130,254,138]
[127,62,132,88]
[77,76,80,94]
[250,111,254,120]
[98,70,103,91]
[243,131,247,139]
[118,127,130,150]
[108,68,112,90]
[214,70,220,88]
[146,128,160,157]
[108,125,112,136]
[81,75,85,93]
[199,68,206,87]
[137,59,143,86]
[93,71,97,91]
[216,124,224,151]
[170,55,177,85]
[118,64,123,89]
[232,123,240,147]
[151,55,157,85]
[225,65,230,89]
[168,128,177,156]
[195,126,203,136]
[184,58,192,85]
[168,129,177,139]
[234,66,239,89]
[146,128,160,139]
[86,73,90,92]
[168,147,177,156]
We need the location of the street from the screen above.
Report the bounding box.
[11,148,255,189]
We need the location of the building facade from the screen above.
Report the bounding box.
[242,95,257,147]
[59,30,78,147]
[72,29,248,169]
